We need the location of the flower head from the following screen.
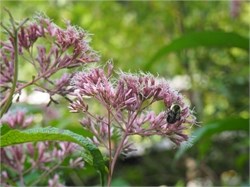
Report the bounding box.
[70,64,196,148]
[0,110,33,129]
[72,67,115,105]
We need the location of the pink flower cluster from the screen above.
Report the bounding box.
[0,14,99,105]
[18,15,99,69]
[0,41,15,94]
[0,111,33,129]
[70,64,196,149]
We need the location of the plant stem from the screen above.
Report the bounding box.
[107,103,145,186]
[0,66,58,108]
[0,29,18,117]
[107,109,113,186]
[107,133,127,187]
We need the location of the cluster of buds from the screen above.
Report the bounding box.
[0,12,99,107]
[70,63,196,152]
[18,16,99,72]
[0,110,33,129]
[0,111,84,186]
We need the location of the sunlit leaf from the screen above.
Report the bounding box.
[0,125,106,176]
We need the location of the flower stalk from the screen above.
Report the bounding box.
[107,108,113,185]
[107,133,127,186]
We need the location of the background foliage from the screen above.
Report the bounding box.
[1,1,249,186]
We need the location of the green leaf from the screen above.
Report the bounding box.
[0,126,106,176]
[174,117,249,161]
[0,124,12,136]
[144,31,249,70]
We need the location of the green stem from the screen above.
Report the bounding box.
[0,30,18,117]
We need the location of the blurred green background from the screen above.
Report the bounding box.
[1,1,249,186]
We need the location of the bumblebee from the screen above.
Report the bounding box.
[166,104,181,124]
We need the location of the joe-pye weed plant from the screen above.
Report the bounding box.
[0,10,197,186]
